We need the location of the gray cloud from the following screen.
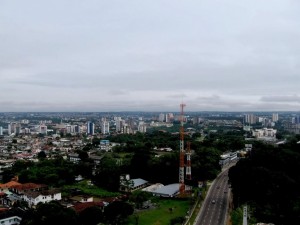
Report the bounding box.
[1,0,300,111]
[260,95,300,103]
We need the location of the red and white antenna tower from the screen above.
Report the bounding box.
[186,141,192,180]
[179,103,186,195]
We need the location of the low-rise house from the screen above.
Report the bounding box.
[68,153,80,163]
[72,201,105,213]
[144,183,180,197]
[22,189,61,208]
[119,175,149,192]
[0,208,23,225]
[0,181,21,193]
[13,153,35,160]
[9,183,48,196]
[69,195,93,203]
[5,183,61,208]
[89,155,103,165]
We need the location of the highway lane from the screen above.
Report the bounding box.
[195,168,230,225]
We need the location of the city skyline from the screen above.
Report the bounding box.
[1,0,300,112]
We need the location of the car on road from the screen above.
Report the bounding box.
[211,200,216,204]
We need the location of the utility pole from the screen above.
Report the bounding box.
[243,205,248,225]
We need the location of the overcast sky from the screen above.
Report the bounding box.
[1,0,300,112]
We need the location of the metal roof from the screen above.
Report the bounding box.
[147,183,180,197]
[132,178,148,188]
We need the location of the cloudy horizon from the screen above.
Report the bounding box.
[1,0,300,112]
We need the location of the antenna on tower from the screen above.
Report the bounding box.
[179,103,186,195]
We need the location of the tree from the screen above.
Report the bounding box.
[16,158,76,186]
[130,148,152,179]
[192,146,221,181]
[92,156,122,191]
[170,216,185,225]
[229,140,300,224]
[77,150,89,161]
[75,161,94,179]
[92,137,100,147]
[79,206,103,225]
[129,191,151,209]
[1,169,16,183]
[20,201,79,225]
[37,151,47,160]
[104,201,134,225]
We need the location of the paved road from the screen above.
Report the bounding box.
[195,168,231,225]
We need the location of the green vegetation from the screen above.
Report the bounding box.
[7,158,76,186]
[20,201,79,225]
[229,137,300,224]
[230,206,257,225]
[62,181,120,198]
[20,199,134,225]
[4,127,247,224]
[126,199,190,225]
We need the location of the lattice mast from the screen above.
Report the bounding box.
[179,103,186,194]
[186,141,192,180]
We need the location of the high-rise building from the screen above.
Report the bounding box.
[24,128,31,134]
[101,120,110,134]
[87,121,95,135]
[8,123,12,135]
[116,119,124,133]
[75,125,81,133]
[21,119,29,124]
[244,114,257,125]
[8,123,21,135]
[292,115,300,124]
[39,125,47,135]
[272,113,279,122]
[127,118,135,130]
[192,116,202,125]
[166,113,174,123]
[66,125,77,134]
[0,126,3,135]
[158,113,165,122]
[138,121,147,133]
[15,124,21,135]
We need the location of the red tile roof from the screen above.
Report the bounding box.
[10,183,47,191]
[0,181,21,189]
[72,202,105,213]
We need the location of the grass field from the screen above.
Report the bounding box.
[126,199,190,225]
[62,180,120,198]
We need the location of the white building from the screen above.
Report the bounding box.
[245,114,257,124]
[252,128,277,139]
[0,215,22,225]
[8,124,12,135]
[138,122,147,133]
[87,121,95,135]
[23,189,62,208]
[101,120,110,134]
[166,113,174,122]
[39,125,47,135]
[24,128,31,134]
[158,113,165,122]
[272,113,279,122]
[116,119,125,133]
[21,119,30,124]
